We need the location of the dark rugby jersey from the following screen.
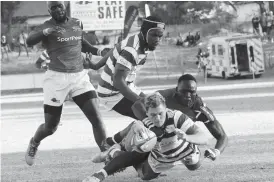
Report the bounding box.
[158,88,216,124]
[33,18,84,73]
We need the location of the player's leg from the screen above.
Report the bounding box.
[25,71,69,166]
[105,121,135,147]
[83,151,148,182]
[71,70,107,151]
[139,157,161,180]
[112,97,138,119]
[182,144,202,171]
[73,91,107,151]
[93,121,138,163]
[112,84,145,119]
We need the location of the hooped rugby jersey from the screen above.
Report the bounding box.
[158,88,216,124]
[142,109,196,163]
[32,18,84,72]
[97,33,150,97]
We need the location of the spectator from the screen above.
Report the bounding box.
[252,14,261,35]
[1,34,9,61]
[261,12,267,41]
[18,30,29,57]
[194,31,201,44]
[266,11,274,41]
[176,33,183,46]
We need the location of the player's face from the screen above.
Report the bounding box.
[146,103,167,127]
[147,28,164,51]
[176,80,197,107]
[49,3,66,22]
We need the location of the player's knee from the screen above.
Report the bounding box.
[183,146,202,171]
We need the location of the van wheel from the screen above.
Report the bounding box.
[255,74,262,78]
[222,71,228,80]
[207,73,211,78]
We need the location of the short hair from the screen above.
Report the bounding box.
[47,1,65,10]
[144,92,166,111]
[178,74,197,84]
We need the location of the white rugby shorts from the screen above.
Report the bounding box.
[43,69,96,106]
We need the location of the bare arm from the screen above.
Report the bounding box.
[205,120,228,153]
[26,31,45,46]
[113,63,141,102]
[82,38,100,56]
[197,104,228,153]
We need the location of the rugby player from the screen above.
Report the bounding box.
[104,74,228,161]
[82,92,209,182]
[97,16,165,119]
[25,1,108,166]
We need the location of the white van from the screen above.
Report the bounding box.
[206,33,265,79]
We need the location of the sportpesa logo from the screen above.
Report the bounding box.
[57,36,81,42]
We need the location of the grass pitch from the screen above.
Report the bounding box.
[2,133,274,182]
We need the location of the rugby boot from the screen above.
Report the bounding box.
[92,144,121,163]
[25,137,40,166]
[82,172,105,182]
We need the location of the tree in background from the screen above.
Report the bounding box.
[1,1,21,45]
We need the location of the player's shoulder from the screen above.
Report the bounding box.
[192,95,206,110]
[69,17,83,27]
[158,88,176,99]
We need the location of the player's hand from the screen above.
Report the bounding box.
[101,48,111,57]
[204,148,220,161]
[175,128,187,141]
[83,52,93,69]
[43,27,61,36]
[41,64,48,70]
[133,121,146,134]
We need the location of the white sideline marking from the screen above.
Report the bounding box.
[1,81,274,104]
[1,93,274,116]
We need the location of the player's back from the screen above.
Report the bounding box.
[38,18,83,73]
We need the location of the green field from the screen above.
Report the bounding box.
[2,134,274,182]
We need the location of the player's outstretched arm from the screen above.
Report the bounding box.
[205,119,228,154]
[113,63,141,102]
[82,38,101,56]
[84,49,113,70]
[197,104,228,154]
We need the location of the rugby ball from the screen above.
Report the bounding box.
[131,128,157,153]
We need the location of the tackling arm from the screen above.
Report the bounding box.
[198,105,228,153]
[204,119,228,153]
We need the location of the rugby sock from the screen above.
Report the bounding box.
[106,132,123,146]
[114,133,123,143]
